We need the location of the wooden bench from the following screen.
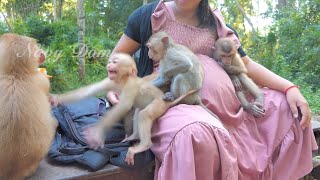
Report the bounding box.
[309,119,320,179]
[27,158,154,180]
[312,120,320,131]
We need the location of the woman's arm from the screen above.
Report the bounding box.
[110,34,141,56]
[242,55,311,129]
[242,56,293,91]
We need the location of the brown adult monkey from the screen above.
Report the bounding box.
[0,33,57,179]
[213,37,265,117]
[146,31,219,119]
[50,53,196,165]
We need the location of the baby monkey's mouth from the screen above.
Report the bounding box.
[153,60,160,67]
[108,70,117,75]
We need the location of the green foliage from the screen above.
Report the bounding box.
[3,15,115,93]
[246,0,320,112]
[45,33,116,93]
[1,0,319,113]
[294,78,320,114]
[0,22,8,34]
[85,0,142,38]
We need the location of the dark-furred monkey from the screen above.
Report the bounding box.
[213,37,265,117]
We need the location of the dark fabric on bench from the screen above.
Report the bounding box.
[49,97,154,171]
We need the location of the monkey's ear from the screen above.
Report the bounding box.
[161,37,169,45]
[130,68,137,77]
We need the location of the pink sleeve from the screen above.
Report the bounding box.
[151,1,168,34]
[213,9,241,48]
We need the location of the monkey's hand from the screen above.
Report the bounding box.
[248,102,265,118]
[163,92,175,102]
[83,125,105,150]
[152,75,170,88]
[217,60,227,69]
[230,75,242,91]
[218,61,238,75]
[49,94,60,106]
[125,147,137,166]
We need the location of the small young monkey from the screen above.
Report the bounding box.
[213,38,265,117]
[146,31,219,119]
[50,53,195,165]
[0,33,57,179]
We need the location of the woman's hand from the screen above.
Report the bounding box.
[286,87,311,130]
[49,94,60,106]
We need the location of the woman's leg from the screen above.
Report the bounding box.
[151,104,238,180]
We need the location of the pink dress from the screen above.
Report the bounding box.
[149,1,318,180]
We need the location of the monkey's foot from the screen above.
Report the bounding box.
[163,92,175,101]
[125,147,137,166]
[125,145,151,166]
[121,133,139,142]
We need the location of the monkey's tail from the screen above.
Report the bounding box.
[169,89,198,107]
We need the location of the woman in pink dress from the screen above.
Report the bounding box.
[107,0,318,179]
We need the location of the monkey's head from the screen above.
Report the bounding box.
[146,31,173,63]
[0,33,45,74]
[107,53,137,82]
[213,38,237,66]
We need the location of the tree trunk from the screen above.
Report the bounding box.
[143,0,147,5]
[57,0,63,19]
[277,0,287,8]
[77,0,86,81]
[53,0,63,20]
[53,0,57,20]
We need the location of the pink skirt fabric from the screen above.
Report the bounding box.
[151,104,317,180]
[149,1,318,179]
[150,55,318,180]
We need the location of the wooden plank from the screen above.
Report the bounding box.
[312,120,320,131]
[313,156,320,168]
[27,158,154,180]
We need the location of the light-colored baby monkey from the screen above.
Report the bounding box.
[0,33,57,179]
[146,31,219,119]
[50,53,195,165]
[213,38,265,117]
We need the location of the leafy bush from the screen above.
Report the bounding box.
[7,16,115,92]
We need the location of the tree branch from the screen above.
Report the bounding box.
[0,9,13,32]
[235,0,257,36]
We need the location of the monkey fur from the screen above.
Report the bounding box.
[0,33,57,179]
[147,31,219,119]
[213,38,265,117]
